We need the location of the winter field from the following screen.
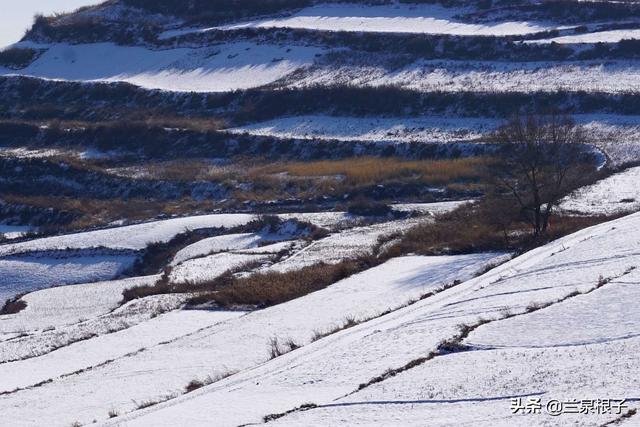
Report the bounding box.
[108,212,640,427]
[561,166,640,215]
[1,206,638,425]
[0,42,323,92]
[215,3,557,36]
[2,1,640,425]
[283,59,640,94]
[5,44,640,95]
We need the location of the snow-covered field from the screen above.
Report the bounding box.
[0,252,136,304]
[1,42,322,92]
[0,275,157,333]
[216,3,556,36]
[0,209,449,306]
[226,115,496,143]
[533,28,640,44]
[0,253,503,425]
[0,307,245,394]
[561,166,640,215]
[0,213,254,304]
[2,204,640,425]
[170,252,273,284]
[266,218,424,273]
[272,268,640,426]
[109,212,640,427]
[578,116,640,166]
[287,59,640,93]
[227,113,640,166]
[0,213,255,256]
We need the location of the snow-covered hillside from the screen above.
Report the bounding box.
[98,211,640,426]
[0,205,638,425]
[561,166,640,215]
[53,211,640,425]
[286,59,640,94]
[533,29,640,44]
[1,2,640,425]
[0,213,255,256]
[227,115,496,143]
[0,42,323,92]
[217,3,557,36]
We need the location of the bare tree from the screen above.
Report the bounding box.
[490,113,595,236]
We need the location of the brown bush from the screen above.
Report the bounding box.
[386,201,622,257]
[206,255,379,307]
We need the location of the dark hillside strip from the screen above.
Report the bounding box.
[2,77,640,123]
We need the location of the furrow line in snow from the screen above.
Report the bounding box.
[254,266,639,424]
[315,266,637,402]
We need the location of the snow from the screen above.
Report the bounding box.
[171,232,301,266]
[226,115,496,143]
[170,233,265,266]
[1,42,322,92]
[392,201,471,215]
[170,252,272,284]
[0,253,503,426]
[533,29,640,44]
[275,269,640,426]
[290,59,640,94]
[216,4,555,36]
[0,224,33,239]
[0,308,245,394]
[273,338,638,426]
[468,268,640,349]
[560,166,640,215]
[0,213,255,256]
[577,115,640,166]
[265,218,422,273]
[240,240,301,254]
[0,292,185,364]
[0,275,158,333]
[106,212,640,427]
[0,252,136,304]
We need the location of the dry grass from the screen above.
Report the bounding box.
[384,202,623,257]
[119,159,234,182]
[385,205,507,256]
[268,336,301,359]
[256,157,488,186]
[3,194,217,231]
[208,256,379,307]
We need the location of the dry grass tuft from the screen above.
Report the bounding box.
[209,256,379,307]
[257,157,487,186]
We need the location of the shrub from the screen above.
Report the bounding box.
[0,48,38,69]
[209,256,379,307]
[122,0,311,24]
[347,198,392,217]
[0,295,27,315]
[185,379,206,393]
[184,371,235,393]
[268,336,300,359]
